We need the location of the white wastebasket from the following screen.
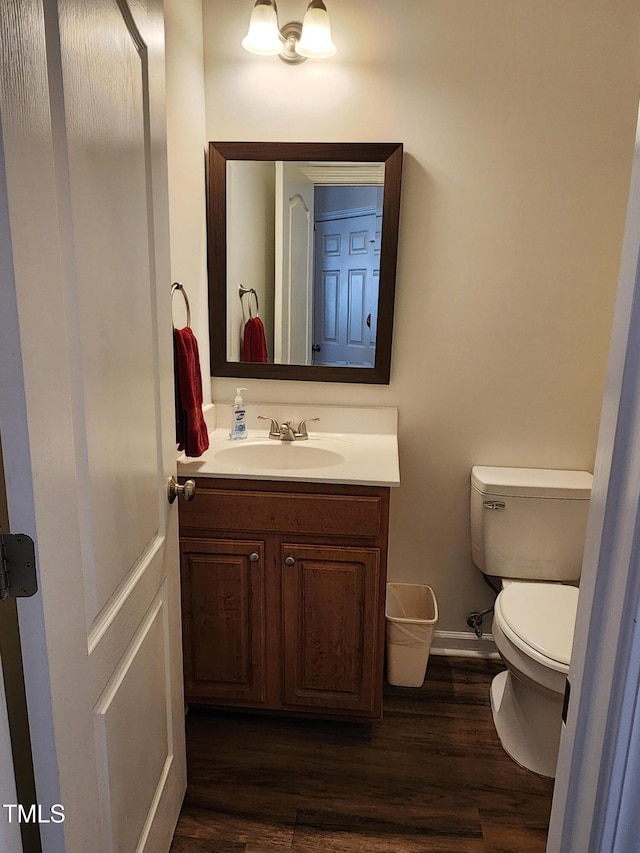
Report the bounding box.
[385,583,439,687]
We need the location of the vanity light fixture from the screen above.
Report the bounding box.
[242,0,337,65]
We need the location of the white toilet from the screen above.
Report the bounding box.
[470,465,593,778]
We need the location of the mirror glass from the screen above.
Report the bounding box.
[208,142,403,384]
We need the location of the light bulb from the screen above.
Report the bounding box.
[242,0,282,56]
[296,0,337,58]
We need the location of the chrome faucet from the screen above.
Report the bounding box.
[279,421,298,441]
[258,415,319,441]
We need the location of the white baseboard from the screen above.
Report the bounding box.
[430,630,500,659]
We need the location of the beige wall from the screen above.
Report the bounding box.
[226,162,276,362]
[165,0,211,405]
[198,0,640,634]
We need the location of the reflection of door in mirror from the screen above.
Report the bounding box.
[275,163,314,365]
[313,186,382,367]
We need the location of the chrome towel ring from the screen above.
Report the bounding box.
[171,282,191,328]
[239,284,259,318]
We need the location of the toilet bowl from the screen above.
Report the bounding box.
[490,581,579,778]
[470,465,591,777]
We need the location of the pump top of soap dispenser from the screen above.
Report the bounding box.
[234,388,247,407]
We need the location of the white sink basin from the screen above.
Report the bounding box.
[213,440,345,471]
[178,406,400,486]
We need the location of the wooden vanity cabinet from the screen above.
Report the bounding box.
[178,477,390,721]
[179,537,267,706]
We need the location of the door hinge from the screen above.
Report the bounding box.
[0,534,38,600]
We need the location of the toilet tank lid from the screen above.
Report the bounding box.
[471,466,592,499]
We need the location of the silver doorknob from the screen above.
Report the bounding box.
[249,552,260,562]
[284,556,296,566]
[167,476,196,504]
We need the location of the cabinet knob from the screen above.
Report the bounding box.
[249,552,260,562]
[284,556,296,566]
[167,476,196,504]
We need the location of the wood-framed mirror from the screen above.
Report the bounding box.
[207,141,403,384]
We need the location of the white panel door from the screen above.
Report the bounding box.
[313,214,379,367]
[0,1,186,851]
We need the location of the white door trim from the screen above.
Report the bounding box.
[548,108,640,852]
[0,19,61,842]
[0,644,22,853]
[0,128,23,849]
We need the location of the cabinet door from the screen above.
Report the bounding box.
[281,543,381,715]
[180,538,266,704]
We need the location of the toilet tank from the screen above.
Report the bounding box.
[470,466,593,581]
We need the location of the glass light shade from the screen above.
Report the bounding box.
[242,1,282,56]
[296,1,337,58]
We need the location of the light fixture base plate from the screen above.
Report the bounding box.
[279,21,306,64]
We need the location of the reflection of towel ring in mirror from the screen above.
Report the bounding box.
[239,285,259,320]
[171,282,191,328]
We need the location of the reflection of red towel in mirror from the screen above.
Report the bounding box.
[173,327,209,457]
[242,316,268,363]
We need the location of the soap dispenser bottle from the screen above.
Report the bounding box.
[229,388,248,440]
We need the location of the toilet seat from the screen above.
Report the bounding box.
[494,583,578,673]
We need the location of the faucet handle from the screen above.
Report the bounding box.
[258,415,281,439]
[296,417,320,439]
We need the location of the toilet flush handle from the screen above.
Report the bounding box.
[483,500,506,511]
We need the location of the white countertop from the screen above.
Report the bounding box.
[177,404,400,487]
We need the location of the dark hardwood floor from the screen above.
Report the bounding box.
[170,657,553,852]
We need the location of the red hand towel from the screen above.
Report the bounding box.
[242,316,268,363]
[173,327,209,457]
